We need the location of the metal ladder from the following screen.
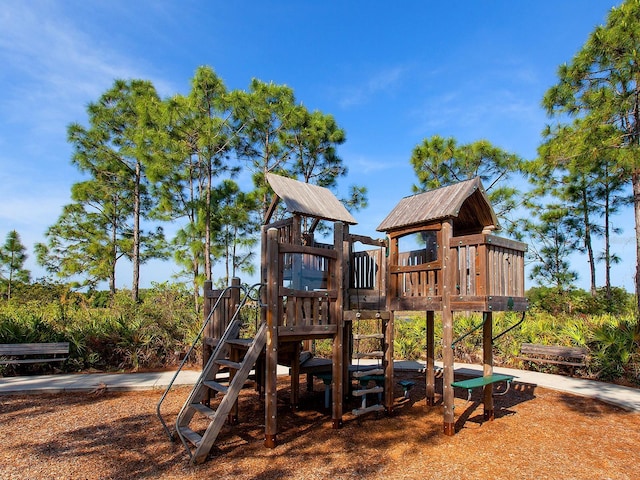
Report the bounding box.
[351,312,386,416]
[156,283,264,464]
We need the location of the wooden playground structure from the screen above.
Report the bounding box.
[158,173,527,463]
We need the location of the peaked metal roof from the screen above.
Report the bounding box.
[266,173,357,225]
[376,177,499,232]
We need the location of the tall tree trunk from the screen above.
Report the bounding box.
[193,258,199,313]
[110,220,117,297]
[604,183,612,300]
[132,162,141,302]
[633,172,640,319]
[581,188,597,296]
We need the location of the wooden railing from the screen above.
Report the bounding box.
[275,241,340,337]
[449,234,527,311]
[386,234,527,312]
[451,234,526,298]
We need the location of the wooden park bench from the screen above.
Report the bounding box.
[0,342,70,365]
[518,343,588,369]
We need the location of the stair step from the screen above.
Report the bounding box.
[353,351,384,359]
[178,426,202,447]
[225,338,252,348]
[203,380,229,394]
[352,404,385,416]
[190,403,217,419]
[352,386,384,397]
[353,333,384,340]
[352,369,384,378]
[216,359,242,370]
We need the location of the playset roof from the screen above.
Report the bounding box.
[266,173,357,225]
[376,177,499,233]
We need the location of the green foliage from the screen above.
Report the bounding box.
[527,286,635,316]
[590,318,640,382]
[394,314,428,361]
[0,282,198,375]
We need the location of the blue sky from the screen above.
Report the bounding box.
[0,0,633,291]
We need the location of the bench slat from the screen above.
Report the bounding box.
[516,356,586,367]
[0,342,70,356]
[0,357,68,365]
[0,342,70,365]
[520,343,587,358]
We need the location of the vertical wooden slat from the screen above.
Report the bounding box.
[476,242,487,296]
[459,245,467,296]
[302,298,311,326]
[469,245,477,296]
[312,297,319,325]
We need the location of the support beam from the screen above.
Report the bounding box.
[331,222,346,428]
[265,228,279,448]
[228,278,241,424]
[425,310,435,406]
[384,312,395,414]
[441,219,455,436]
[483,311,494,421]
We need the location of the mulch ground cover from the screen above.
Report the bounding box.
[1,370,639,479]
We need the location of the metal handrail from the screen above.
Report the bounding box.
[156,282,262,441]
[492,311,526,342]
[451,313,488,348]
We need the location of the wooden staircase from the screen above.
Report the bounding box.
[175,320,267,464]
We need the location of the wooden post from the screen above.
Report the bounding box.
[483,311,494,421]
[341,225,351,402]
[384,233,395,414]
[331,222,345,429]
[290,342,301,409]
[202,280,213,370]
[228,277,241,425]
[425,310,435,406]
[265,228,279,448]
[384,312,394,414]
[441,219,455,436]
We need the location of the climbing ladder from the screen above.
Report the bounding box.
[351,312,386,416]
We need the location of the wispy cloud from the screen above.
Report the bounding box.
[0,2,174,136]
[337,65,409,108]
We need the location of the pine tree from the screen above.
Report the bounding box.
[543,0,640,313]
[0,230,30,300]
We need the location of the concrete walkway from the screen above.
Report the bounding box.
[1,361,639,412]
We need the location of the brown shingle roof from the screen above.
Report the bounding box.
[266,173,357,225]
[376,177,498,233]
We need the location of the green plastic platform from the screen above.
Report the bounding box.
[451,373,514,392]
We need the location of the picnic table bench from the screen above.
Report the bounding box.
[518,343,588,368]
[451,373,515,401]
[0,342,70,365]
